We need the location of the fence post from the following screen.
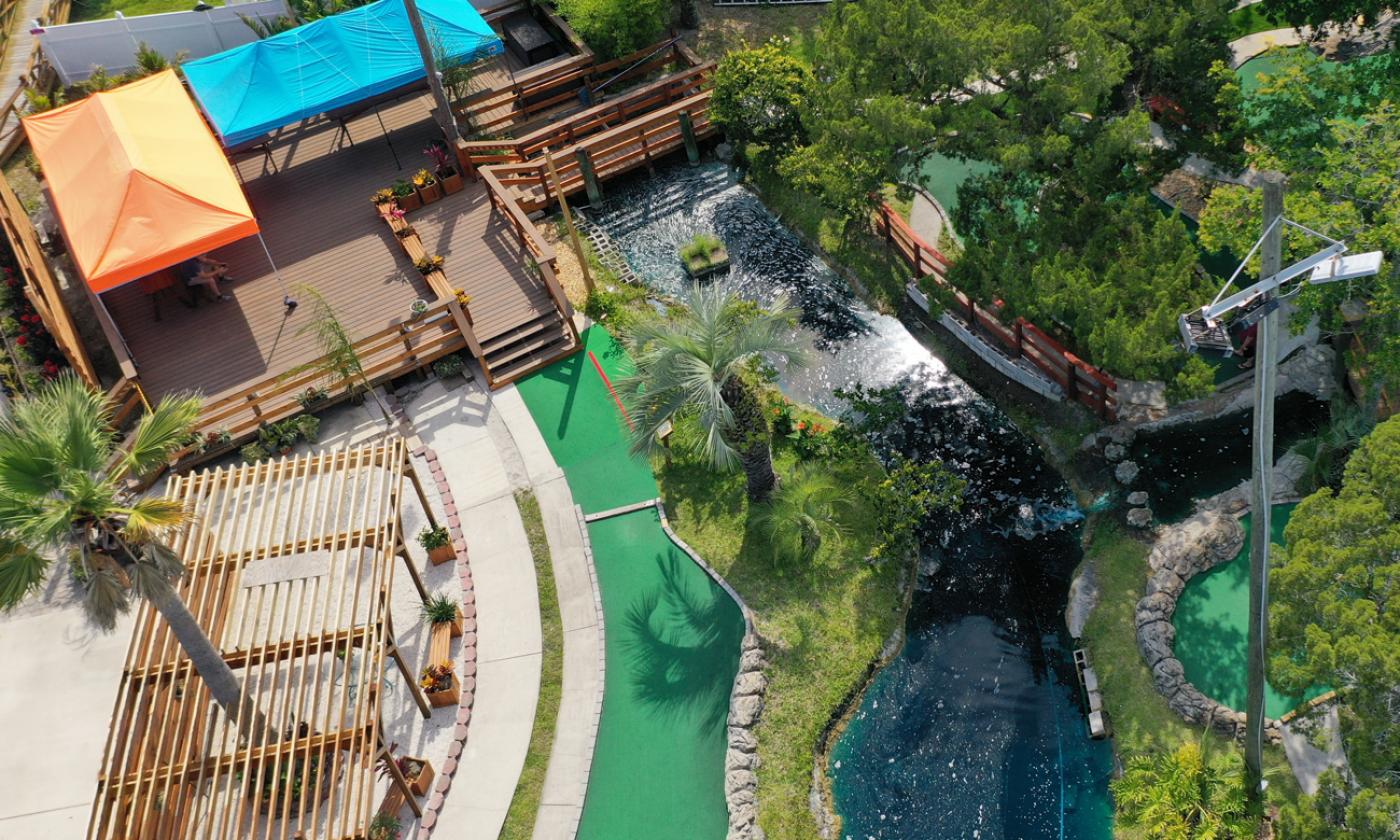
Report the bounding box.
[576,148,602,205]
[1011,320,1023,359]
[677,110,700,165]
[1065,364,1078,403]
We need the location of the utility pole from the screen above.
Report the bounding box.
[1245,171,1285,800]
[544,146,595,295]
[402,0,459,144]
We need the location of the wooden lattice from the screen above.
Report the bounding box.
[89,438,439,840]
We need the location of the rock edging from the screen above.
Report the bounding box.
[655,501,767,840]
[1134,508,1283,743]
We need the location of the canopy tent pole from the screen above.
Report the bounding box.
[257,232,297,311]
[375,108,402,169]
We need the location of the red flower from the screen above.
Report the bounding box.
[796,421,806,430]
[15,335,26,345]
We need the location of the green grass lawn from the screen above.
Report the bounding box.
[498,490,565,840]
[658,426,904,840]
[1078,519,1300,837]
[1227,3,1291,39]
[69,0,220,21]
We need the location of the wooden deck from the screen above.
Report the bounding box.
[99,87,553,406]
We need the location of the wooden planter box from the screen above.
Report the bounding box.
[428,543,455,565]
[405,757,435,797]
[429,620,453,665]
[682,246,730,281]
[417,181,443,204]
[440,170,465,195]
[426,671,461,708]
[396,191,422,212]
[374,200,396,218]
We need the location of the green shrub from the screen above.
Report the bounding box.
[751,467,851,566]
[418,525,449,551]
[712,41,811,151]
[240,443,268,464]
[421,593,459,625]
[432,353,465,379]
[1166,354,1216,404]
[555,0,667,62]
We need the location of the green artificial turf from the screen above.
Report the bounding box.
[514,326,658,514]
[1173,503,1327,718]
[516,324,744,840]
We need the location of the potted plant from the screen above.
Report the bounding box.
[431,353,466,384]
[413,169,442,205]
[391,179,420,213]
[368,813,400,840]
[376,744,436,797]
[425,143,464,195]
[371,187,395,213]
[422,593,464,637]
[409,298,430,318]
[296,386,329,410]
[679,233,730,280]
[203,428,232,452]
[395,224,416,240]
[420,661,460,708]
[419,524,454,565]
[414,255,445,276]
[240,442,267,464]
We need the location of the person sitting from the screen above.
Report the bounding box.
[180,254,232,306]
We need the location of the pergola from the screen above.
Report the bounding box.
[89,438,445,840]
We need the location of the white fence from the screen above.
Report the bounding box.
[37,0,289,86]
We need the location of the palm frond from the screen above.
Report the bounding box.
[83,569,132,631]
[44,372,116,474]
[118,497,191,542]
[117,392,202,481]
[0,534,51,610]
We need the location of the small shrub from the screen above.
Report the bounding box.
[240,443,268,464]
[554,0,667,61]
[679,233,724,269]
[412,168,436,188]
[414,255,445,275]
[419,661,455,693]
[751,467,852,566]
[1166,354,1216,404]
[390,179,414,198]
[421,593,459,625]
[372,187,395,205]
[368,812,401,840]
[294,414,320,443]
[432,353,465,379]
[295,386,329,410]
[418,525,449,551]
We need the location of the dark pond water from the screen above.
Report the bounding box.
[1129,391,1329,521]
[590,161,1114,840]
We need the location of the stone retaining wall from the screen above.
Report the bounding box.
[1135,508,1283,742]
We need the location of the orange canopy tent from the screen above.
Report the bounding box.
[22,69,260,294]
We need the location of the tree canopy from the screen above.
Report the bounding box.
[1270,416,1400,836]
[710,40,811,152]
[554,0,668,62]
[1199,57,1400,397]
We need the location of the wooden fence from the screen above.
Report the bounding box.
[454,35,699,139]
[877,203,1118,421]
[484,91,713,212]
[0,0,70,165]
[460,61,713,168]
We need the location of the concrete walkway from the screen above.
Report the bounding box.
[1281,705,1350,796]
[401,374,602,840]
[908,187,950,251]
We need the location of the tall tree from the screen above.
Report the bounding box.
[0,375,265,738]
[1269,416,1400,786]
[620,285,807,503]
[710,41,811,153]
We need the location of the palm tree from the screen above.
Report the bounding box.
[1111,740,1255,840]
[751,467,850,565]
[285,284,392,421]
[620,284,806,503]
[0,374,264,739]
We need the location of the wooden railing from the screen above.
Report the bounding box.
[454,36,698,139]
[485,91,712,212]
[877,203,1118,421]
[478,164,573,324]
[193,301,465,445]
[0,0,70,165]
[460,62,714,167]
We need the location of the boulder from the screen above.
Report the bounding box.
[1145,567,1184,599]
[1127,507,1153,528]
[1151,656,1186,696]
[1166,683,1214,724]
[735,671,767,697]
[1106,424,1137,447]
[739,648,767,673]
[715,142,734,163]
[1135,592,1175,628]
[1137,619,1176,668]
[729,781,757,807]
[729,694,764,727]
[1115,460,1140,485]
[727,802,758,832]
[729,727,758,753]
[725,768,757,796]
[1127,491,1150,506]
[1104,443,1128,462]
[726,748,758,772]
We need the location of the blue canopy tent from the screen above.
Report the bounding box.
[183,0,503,148]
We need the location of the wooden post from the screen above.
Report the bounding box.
[1011,320,1023,359]
[576,147,603,205]
[678,109,700,164]
[546,147,595,295]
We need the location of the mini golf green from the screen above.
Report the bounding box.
[516,325,745,840]
[916,153,995,223]
[1172,503,1325,718]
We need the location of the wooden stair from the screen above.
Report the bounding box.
[479,310,577,383]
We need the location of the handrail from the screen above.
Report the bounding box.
[478,163,557,263]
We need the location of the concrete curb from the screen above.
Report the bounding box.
[567,504,608,839]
